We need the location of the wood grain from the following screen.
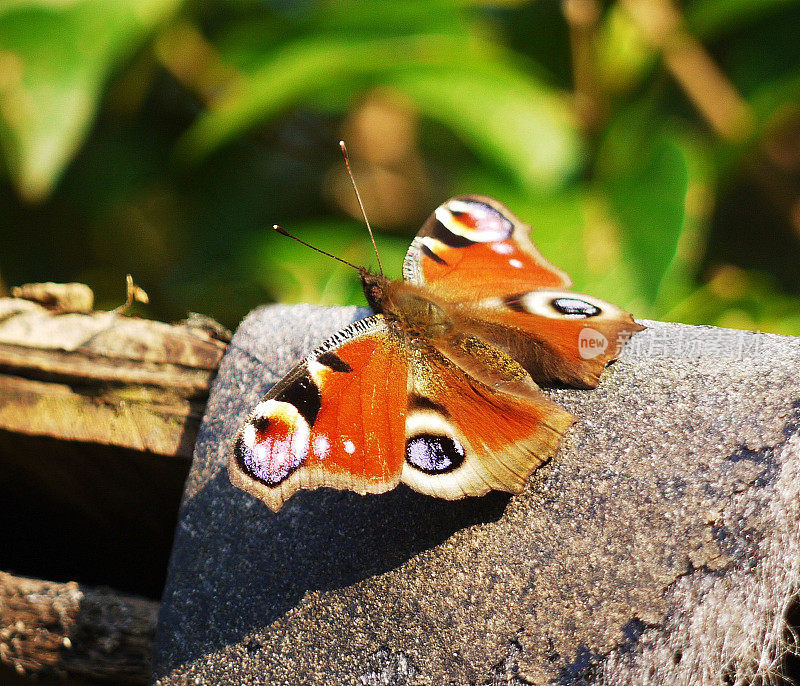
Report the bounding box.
[0,296,227,457]
[0,289,231,683]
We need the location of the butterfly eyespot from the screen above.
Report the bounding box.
[433,199,514,245]
[551,297,601,318]
[406,434,465,474]
[235,400,310,486]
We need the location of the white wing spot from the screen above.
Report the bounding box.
[242,424,257,449]
[253,443,269,464]
[314,435,330,459]
[343,439,356,454]
[492,243,514,254]
[306,359,331,386]
[420,236,445,252]
[437,201,512,242]
[509,259,524,269]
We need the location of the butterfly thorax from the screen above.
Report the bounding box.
[361,270,453,340]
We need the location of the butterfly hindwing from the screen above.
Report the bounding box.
[229,315,409,512]
[464,290,645,389]
[400,343,575,500]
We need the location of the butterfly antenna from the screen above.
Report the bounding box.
[339,140,384,276]
[272,225,361,272]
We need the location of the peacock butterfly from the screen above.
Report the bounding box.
[228,188,644,512]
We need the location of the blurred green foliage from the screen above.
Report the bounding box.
[0,0,799,334]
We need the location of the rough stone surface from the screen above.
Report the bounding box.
[153,305,800,685]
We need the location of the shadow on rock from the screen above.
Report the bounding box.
[153,469,510,677]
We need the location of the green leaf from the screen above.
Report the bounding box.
[686,0,799,39]
[595,4,657,96]
[749,72,800,122]
[663,267,800,335]
[181,32,583,191]
[245,219,410,305]
[596,112,691,306]
[647,131,715,315]
[179,33,468,160]
[309,0,471,37]
[388,63,584,190]
[595,0,800,97]
[0,0,183,201]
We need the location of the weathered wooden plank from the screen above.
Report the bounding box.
[0,374,200,458]
[0,292,228,458]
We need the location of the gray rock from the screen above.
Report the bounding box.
[153,305,800,685]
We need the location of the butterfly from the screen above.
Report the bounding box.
[228,195,644,512]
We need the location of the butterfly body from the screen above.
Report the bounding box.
[361,272,454,342]
[230,196,644,512]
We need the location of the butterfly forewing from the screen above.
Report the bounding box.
[403,195,571,297]
[229,315,408,512]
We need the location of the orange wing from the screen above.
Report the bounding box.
[400,342,575,500]
[403,195,644,388]
[403,195,571,298]
[463,290,645,389]
[229,316,408,512]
